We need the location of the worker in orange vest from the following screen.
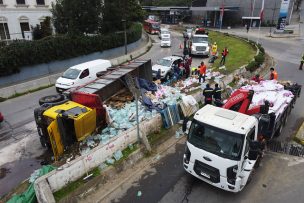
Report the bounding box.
[269,67,278,80]
[199,61,207,83]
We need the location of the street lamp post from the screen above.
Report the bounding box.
[122,19,127,55]
[269,1,277,37]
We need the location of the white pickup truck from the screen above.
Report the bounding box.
[183,80,301,192]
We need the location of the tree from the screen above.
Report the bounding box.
[32,17,52,40]
[101,0,144,33]
[51,0,102,35]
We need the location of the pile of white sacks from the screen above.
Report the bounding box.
[240,80,294,118]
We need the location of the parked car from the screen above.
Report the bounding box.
[55,59,112,93]
[0,112,4,123]
[158,28,170,39]
[152,56,183,81]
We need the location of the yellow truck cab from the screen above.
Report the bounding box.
[40,101,96,160]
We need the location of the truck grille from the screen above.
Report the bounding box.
[193,160,220,183]
[196,46,206,51]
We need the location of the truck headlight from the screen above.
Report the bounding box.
[184,146,191,164]
[191,46,196,51]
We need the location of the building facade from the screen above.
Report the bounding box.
[143,0,295,27]
[0,0,55,41]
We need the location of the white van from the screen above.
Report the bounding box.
[55,59,112,92]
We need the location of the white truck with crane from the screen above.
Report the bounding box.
[183,80,301,192]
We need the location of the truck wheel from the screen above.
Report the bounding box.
[165,74,170,81]
[39,94,64,106]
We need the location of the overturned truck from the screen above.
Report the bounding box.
[34,60,152,160]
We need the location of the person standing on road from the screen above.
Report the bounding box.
[213,83,222,101]
[269,67,278,80]
[299,53,304,70]
[220,47,229,66]
[246,24,249,33]
[156,69,161,80]
[203,84,214,105]
[251,74,263,83]
[199,62,207,83]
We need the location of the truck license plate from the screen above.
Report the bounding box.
[200,171,210,178]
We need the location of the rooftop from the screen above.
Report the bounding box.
[194,105,257,135]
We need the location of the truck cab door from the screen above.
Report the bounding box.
[47,120,64,161]
[239,129,257,187]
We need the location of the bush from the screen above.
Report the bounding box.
[246,61,259,72]
[0,23,142,77]
[254,52,265,66]
[246,43,265,72]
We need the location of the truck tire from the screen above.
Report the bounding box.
[165,73,170,81]
[39,94,65,106]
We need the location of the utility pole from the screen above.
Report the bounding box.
[269,0,277,37]
[122,19,127,55]
[248,0,256,41]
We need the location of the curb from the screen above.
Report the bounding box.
[294,122,304,145]
[0,33,152,99]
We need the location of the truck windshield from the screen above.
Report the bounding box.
[157,59,171,67]
[152,23,160,29]
[192,37,208,43]
[62,69,81,79]
[188,120,244,160]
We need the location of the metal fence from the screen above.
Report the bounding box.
[267,140,304,157]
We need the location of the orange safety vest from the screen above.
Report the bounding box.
[270,71,278,80]
[200,65,206,75]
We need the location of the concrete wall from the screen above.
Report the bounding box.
[0,34,147,88]
[34,114,162,203]
[0,34,152,98]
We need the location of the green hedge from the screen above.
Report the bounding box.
[0,23,142,76]
[246,44,265,72]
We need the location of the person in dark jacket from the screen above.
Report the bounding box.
[203,84,214,105]
[213,83,222,100]
[156,69,161,80]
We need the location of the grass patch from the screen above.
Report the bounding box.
[53,167,101,201]
[208,31,256,73]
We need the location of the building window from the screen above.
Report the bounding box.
[20,22,30,39]
[0,0,3,5]
[16,0,25,4]
[36,0,45,5]
[0,23,10,40]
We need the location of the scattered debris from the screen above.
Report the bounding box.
[113,150,123,161]
[137,190,142,197]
